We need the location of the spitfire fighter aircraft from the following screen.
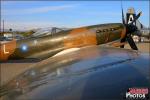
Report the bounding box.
[0,7,150,100]
[0,7,143,62]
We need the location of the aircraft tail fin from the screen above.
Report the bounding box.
[126,7,146,30]
[126,7,136,25]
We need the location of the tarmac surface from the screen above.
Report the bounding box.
[125,42,150,53]
[0,42,150,86]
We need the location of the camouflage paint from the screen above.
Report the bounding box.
[0,23,125,61]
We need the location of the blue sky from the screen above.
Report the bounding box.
[1,1,149,30]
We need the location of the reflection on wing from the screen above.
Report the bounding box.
[0,45,150,100]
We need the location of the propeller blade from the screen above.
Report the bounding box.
[120,37,126,48]
[126,34,138,50]
[121,1,125,25]
[130,11,142,25]
[122,8,126,24]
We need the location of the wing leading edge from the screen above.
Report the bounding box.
[1,45,150,100]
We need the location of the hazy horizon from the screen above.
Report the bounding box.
[1,1,149,30]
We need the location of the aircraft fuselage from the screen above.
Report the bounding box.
[0,23,125,61]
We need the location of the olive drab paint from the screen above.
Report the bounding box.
[0,23,126,61]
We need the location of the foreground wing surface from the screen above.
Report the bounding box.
[1,46,150,100]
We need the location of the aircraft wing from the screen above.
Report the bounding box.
[1,45,150,100]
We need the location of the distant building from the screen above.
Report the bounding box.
[0,32,12,41]
[0,32,24,41]
[3,32,13,39]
